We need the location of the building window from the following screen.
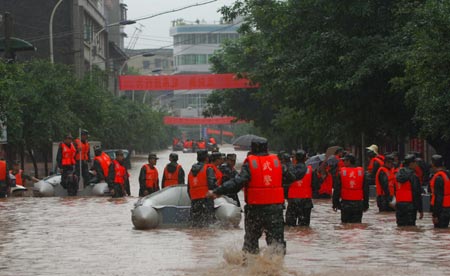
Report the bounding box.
[142,60,150,69]
[155,58,162,68]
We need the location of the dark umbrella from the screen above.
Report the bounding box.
[306,154,326,170]
[232,134,265,150]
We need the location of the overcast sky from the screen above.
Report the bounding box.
[123,0,236,50]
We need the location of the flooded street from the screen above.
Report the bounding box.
[1,145,450,275]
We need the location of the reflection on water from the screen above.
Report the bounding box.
[0,146,449,275]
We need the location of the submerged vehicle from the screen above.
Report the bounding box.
[33,174,109,197]
[131,184,241,229]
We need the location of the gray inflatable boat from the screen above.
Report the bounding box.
[33,174,109,197]
[131,184,242,229]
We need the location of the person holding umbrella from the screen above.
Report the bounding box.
[286,150,314,226]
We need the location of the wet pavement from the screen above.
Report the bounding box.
[1,145,449,275]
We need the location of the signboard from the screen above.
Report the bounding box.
[119,73,259,91]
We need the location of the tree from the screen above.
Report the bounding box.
[399,1,450,164]
[206,0,415,153]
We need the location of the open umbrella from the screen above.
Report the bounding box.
[325,146,342,158]
[306,154,326,170]
[232,134,265,150]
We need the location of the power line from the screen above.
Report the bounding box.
[133,0,219,22]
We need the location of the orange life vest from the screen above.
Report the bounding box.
[375,167,395,196]
[74,138,90,161]
[395,180,413,203]
[244,155,284,205]
[10,170,23,185]
[318,170,333,195]
[414,165,424,185]
[212,165,223,186]
[430,171,450,207]
[188,164,209,200]
[113,160,126,185]
[340,167,364,201]
[368,156,384,174]
[209,137,216,144]
[163,164,181,187]
[288,165,313,199]
[197,141,206,149]
[94,152,112,178]
[143,164,159,189]
[61,143,76,166]
[0,161,6,182]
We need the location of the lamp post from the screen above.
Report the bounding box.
[90,19,136,71]
[117,52,154,102]
[118,52,154,75]
[49,0,64,64]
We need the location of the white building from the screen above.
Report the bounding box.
[170,21,240,119]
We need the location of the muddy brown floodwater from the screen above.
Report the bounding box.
[0,145,449,275]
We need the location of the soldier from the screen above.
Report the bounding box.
[139,153,160,197]
[162,153,185,188]
[429,155,450,228]
[395,154,423,226]
[219,153,240,206]
[208,138,286,255]
[286,150,314,226]
[56,134,78,196]
[188,150,217,227]
[333,154,369,223]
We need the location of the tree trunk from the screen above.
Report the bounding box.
[27,148,38,178]
[426,137,450,169]
[44,150,49,176]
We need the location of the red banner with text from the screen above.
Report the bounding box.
[163,116,244,125]
[119,73,259,91]
[206,128,235,137]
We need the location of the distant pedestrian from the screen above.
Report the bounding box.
[429,155,450,228]
[395,154,423,226]
[162,153,185,188]
[333,154,369,223]
[139,153,160,197]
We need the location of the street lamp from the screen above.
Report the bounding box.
[90,20,136,70]
[49,0,64,64]
[118,52,154,75]
[117,52,155,102]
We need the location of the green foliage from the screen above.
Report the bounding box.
[207,0,421,151]
[0,59,171,170]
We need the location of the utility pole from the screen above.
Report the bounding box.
[3,12,15,62]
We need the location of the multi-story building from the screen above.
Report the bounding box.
[169,20,240,138]
[0,0,129,94]
[170,21,239,118]
[124,48,174,76]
